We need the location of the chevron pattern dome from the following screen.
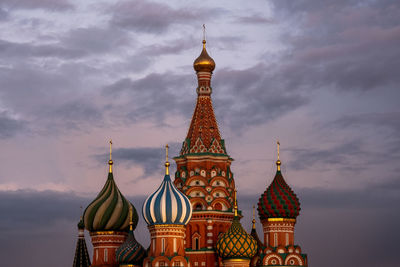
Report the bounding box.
[216,216,258,259]
[258,170,300,220]
[143,174,192,225]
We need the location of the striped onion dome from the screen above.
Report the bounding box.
[143,174,192,225]
[143,148,192,225]
[216,197,257,260]
[83,155,138,231]
[257,158,300,220]
[116,223,147,265]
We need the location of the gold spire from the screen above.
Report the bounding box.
[129,205,133,231]
[202,24,206,48]
[252,205,256,229]
[276,140,281,171]
[108,140,113,173]
[165,144,170,175]
[234,189,238,217]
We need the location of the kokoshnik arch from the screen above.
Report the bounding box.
[73,34,308,267]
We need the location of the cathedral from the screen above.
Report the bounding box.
[73,37,308,267]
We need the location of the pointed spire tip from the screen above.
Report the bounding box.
[108,139,113,173]
[165,144,170,175]
[276,140,281,171]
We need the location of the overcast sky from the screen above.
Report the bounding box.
[0,0,399,266]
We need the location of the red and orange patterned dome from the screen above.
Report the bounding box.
[257,157,300,220]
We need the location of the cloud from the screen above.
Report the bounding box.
[0,0,74,11]
[0,111,27,138]
[61,27,133,55]
[104,72,194,124]
[213,64,309,130]
[139,38,195,57]
[0,7,9,20]
[267,0,400,92]
[0,39,86,60]
[287,140,365,171]
[93,142,182,177]
[235,15,274,24]
[110,0,223,33]
[331,112,400,156]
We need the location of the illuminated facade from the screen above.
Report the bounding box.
[77,36,307,267]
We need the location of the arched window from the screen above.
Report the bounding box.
[192,233,201,250]
[195,203,202,210]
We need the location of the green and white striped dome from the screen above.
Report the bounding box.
[83,166,138,232]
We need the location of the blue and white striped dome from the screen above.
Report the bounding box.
[143,174,192,225]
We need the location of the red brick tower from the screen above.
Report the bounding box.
[83,141,139,267]
[143,145,193,267]
[257,142,308,266]
[173,32,236,267]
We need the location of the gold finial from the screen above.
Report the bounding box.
[276,140,281,171]
[234,189,238,217]
[252,205,256,229]
[165,144,170,175]
[108,140,113,173]
[129,205,133,231]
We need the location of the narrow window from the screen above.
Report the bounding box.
[286,233,289,246]
[104,248,108,262]
[161,238,165,253]
[195,237,199,250]
[274,233,278,247]
[173,238,177,253]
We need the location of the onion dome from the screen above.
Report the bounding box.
[143,145,192,225]
[116,206,147,266]
[216,190,257,260]
[193,27,215,73]
[83,141,138,232]
[257,141,300,220]
[73,217,91,267]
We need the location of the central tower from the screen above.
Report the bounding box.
[173,35,236,266]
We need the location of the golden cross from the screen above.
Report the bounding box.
[165,144,170,175]
[277,140,280,161]
[109,139,113,160]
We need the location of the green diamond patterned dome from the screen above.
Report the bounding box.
[216,216,258,260]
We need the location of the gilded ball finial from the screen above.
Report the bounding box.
[276,140,281,171]
[194,25,215,73]
[108,139,113,173]
[165,144,170,175]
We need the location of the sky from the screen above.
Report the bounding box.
[0,0,399,266]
